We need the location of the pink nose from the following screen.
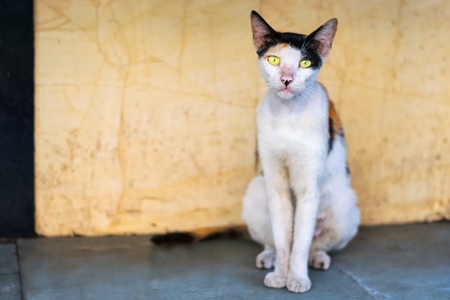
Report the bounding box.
[281,76,293,87]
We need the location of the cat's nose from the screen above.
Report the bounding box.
[281,77,293,87]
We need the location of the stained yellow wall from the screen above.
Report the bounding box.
[36,0,450,236]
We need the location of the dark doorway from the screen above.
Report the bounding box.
[0,0,35,237]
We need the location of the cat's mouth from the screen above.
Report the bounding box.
[278,87,294,94]
[276,87,295,99]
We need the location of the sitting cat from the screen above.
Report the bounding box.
[151,10,360,294]
[241,11,360,293]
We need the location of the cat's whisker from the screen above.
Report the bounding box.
[301,38,314,53]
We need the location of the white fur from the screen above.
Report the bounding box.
[242,41,360,293]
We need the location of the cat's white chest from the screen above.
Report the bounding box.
[260,112,307,152]
[257,92,327,156]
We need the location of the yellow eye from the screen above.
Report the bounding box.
[299,59,312,68]
[267,56,280,66]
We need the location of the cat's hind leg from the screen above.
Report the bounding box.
[309,185,360,270]
[309,250,331,270]
[256,246,276,269]
[242,175,276,269]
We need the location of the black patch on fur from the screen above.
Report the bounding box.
[256,31,323,69]
[328,117,334,153]
[251,11,324,69]
[200,228,243,242]
[346,163,350,176]
[151,232,196,245]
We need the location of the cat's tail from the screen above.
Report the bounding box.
[150,225,249,246]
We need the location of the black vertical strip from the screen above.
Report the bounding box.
[0,0,35,237]
[328,117,334,154]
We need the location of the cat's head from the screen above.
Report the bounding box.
[250,11,337,100]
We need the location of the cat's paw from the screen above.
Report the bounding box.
[256,249,276,269]
[309,250,331,270]
[286,276,312,293]
[264,272,287,288]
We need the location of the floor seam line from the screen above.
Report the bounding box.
[337,265,390,300]
[15,240,25,300]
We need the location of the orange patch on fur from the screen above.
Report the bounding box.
[190,225,247,237]
[266,43,289,53]
[328,100,343,138]
[320,82,343,138]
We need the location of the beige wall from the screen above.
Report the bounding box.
[36,0,450,236]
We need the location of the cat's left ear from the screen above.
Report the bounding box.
[308,18,338,61]
[250,11,276,53]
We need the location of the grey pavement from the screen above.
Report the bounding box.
[1,223,449,299]
[0,243,21,300]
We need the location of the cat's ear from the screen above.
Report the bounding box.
[250,11,276,53]
[308,18,338,60]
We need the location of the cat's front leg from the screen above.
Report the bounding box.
[288,181,320,293]
[263,173,293,289]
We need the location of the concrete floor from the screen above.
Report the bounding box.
[1,223,449,300]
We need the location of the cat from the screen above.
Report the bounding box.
[241,11,360,293]
[150,10,360,294]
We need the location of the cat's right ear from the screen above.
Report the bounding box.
[250,11,275,53]
[308,18,338,61]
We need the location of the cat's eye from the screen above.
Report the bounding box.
[299,59,312,68]
[267,56,280,66]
